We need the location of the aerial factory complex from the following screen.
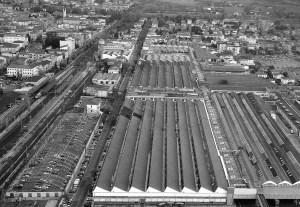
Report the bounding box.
[1,0,300,207]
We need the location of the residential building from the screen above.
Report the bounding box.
[3,33,28,43]
[60,37,76,55]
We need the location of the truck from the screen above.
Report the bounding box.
[73,178,80,188]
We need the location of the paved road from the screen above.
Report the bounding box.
[71,20,151,207]
[70,94,124,207]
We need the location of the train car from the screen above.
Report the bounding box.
[34,79,57,99]
[28,77,50,97]
[0,101,27,131]
[215,93,226,108]
[248,151,257,165]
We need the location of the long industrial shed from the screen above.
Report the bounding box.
[94,98,228,201]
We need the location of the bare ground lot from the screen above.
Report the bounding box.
[155,0,198,5]
[205,73,274,91]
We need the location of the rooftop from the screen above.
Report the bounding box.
[93,73,120,81]
[95,98,228,194]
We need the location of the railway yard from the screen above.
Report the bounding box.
[212,92,300,185]
[7,112,97,194]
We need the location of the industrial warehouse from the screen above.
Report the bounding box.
[93,98,228,204]
[93,41,300,206]
[129,60,196,91]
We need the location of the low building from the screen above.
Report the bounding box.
[92,73,120,86]
[0,43,21,55]
[281,77,295,85]
[7,60,51,78]
[204,64,247,73]
[83,85,112,98]
[3,33,28,43]
[7,64,39,77]
[60,37,76,55]
[79,96,103,116]
[257,72,268,78]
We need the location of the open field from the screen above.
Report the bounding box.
[155,0,198,5]
[251,0,300,22]
[205,73,274,91]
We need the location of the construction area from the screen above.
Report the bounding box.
[93,97,228,204]
[6,112,98,199]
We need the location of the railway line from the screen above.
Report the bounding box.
[214,93,264,184]
[211,92,300,186]
[211,93,256,187]
[242,94,300,182]
[228,94,284,182]
[0,45,97,196]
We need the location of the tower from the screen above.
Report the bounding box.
[63,7,67,18]
[98,39,105,59]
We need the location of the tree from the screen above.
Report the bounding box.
[266,69,273,79]
[219,79,228,85]
[45,32,63,49]
[71,7,82,14]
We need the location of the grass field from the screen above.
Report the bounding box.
[205,73,275,91]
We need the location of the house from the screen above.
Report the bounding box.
[257,71,268,78]
[226,43,241,55]
[218,42,241,55]
[281,77,295,85]
[79,96,103,116]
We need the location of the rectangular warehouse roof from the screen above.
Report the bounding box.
[130,60,196,90]
[95,98,228,195]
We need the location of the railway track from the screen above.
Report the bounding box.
[0,48,98,200]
